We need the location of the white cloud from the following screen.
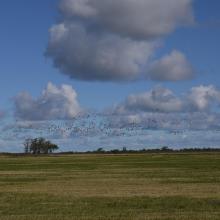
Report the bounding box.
[148,50,194,81]
[60,0,194,40]
[46,0,194,82]
[113,85,220,115]
[105,85,220,133]
[46,23,155,81]
[14,82,82,121]
[115,86,183,114]
[188,85,220,111]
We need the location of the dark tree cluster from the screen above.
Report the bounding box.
[64,146,220,155]
[24,138,58,154]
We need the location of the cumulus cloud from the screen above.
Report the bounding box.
[46,0,194,82]
[46,23,155,81]
[60,0,194,40]
[114,85,220,115]
[115,87,183,114]
[98,85,220,140]
[14,82,82,121]
[188,85,220,111]
[148,50,194,81]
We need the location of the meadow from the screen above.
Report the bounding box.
[0,153,220,220]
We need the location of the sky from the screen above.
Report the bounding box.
[0,0,220,152]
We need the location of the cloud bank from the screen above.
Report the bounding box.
[12,83,220,132]
[46,0,194,82]
[14,82,82,121]
[2,84,220,152]
[101,85,220,133]
[114,85,220,114]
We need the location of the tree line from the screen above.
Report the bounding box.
[60,146,220,154]
[24,138,58,154]
[22,139,220,155]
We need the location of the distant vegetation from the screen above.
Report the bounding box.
[23,138,58,154]
[59,146,220,155]
[0,140,219,155]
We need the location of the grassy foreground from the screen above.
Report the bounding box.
[0,153,220,220]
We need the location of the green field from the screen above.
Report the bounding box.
[0,153,220,220]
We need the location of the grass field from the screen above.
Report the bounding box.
[0,153,220,220]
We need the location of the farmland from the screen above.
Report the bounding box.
[0,153,220,220]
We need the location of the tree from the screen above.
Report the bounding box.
[96,148,104,153]
[23,138,32,154]
[161,146,171,152]
[122,147,127,152]
[23,138,59,154]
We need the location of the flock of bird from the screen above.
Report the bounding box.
[1,113,220,141]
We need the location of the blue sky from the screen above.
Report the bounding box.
[0,0,220,152]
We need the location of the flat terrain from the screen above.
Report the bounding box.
[0,153,220,220]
